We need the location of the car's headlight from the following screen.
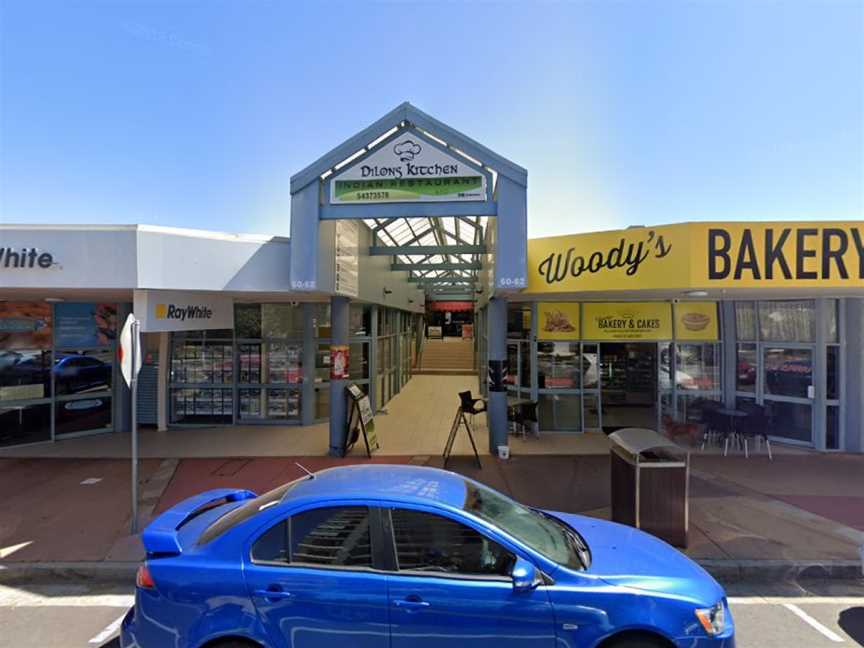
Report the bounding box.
[695,601,726,635]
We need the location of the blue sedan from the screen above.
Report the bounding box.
[122,464,734,648]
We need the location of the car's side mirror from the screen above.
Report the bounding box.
[511,557,538,592]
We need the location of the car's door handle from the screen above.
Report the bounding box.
[254,588,294,601]
[394,597,430,610]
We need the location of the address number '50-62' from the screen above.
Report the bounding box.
[498,277,526,287]
[291,280,317,290]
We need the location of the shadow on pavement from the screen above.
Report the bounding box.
[839,607,864,646]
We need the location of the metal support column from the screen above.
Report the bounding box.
[845,298,864,452]
[813,298,829,449]
[328,296,350,456]
[487,296,508,453]
[369,305,379,412]
[720,301,737,408]
[301,303,316,427]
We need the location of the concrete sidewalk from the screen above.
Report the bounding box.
[1,453,862,582]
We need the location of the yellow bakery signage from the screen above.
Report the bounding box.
[583,302,673,340]
[674,302,718,340]
[695,223,864,287]
[538,302,580,340]
[527,222,864,293]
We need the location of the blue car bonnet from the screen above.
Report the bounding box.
[551,511,725,605]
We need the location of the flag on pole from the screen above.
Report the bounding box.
[119,313,142,387]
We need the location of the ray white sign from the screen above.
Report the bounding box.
[330,133,487,204]
[134,290,234,332]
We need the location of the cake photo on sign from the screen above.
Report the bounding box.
[681,311,711,331]
[543,309,576,333]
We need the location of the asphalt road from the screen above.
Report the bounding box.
[1,579,863,648]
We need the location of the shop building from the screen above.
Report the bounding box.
[1,103,862,454]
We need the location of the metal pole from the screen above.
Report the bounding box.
[130,319,139,535]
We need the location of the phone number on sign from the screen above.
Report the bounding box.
[355,191,390,200]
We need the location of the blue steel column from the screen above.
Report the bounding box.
[845,298,863,453]
[301,303,316,426]
[329,296,350,456]
[369,305,379,412]
[721,301,737,407]
[487,296,508,452]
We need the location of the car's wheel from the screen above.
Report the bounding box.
[604,633,671,648]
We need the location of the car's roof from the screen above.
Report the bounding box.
[284,464,468,509]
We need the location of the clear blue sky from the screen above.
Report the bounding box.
[1,0,861,238]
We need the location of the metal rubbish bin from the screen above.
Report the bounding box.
[609,427,690,547]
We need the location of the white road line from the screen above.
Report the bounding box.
[88,612,127,644]
[783,603,845,643]
[729,596,864,605]
[0,585,133,608]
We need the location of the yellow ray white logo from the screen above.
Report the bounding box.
[155,303,213,321]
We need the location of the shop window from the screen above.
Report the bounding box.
[764,347,812,399]
[54,349,113,395]
[239,387,301,421]
[0,402,51,446]
[235,304,263,339]
[675,344,720,392]
[538,393,582,431]
[758,300,816,342]
[582,345,599,390]
[826,406,840,450]
[170,387,233,424]
[349,304,372,337]
[735,302,757,341]
[824,300,839,343]
[0,349,52,400]
[55,396,112,436]
[312,304,331,338]
[583,394,600,429]
[827,345,840,401]
[507,305,531,339]
[537,342,580,389]
[236,304,304,339]
[170,338,234,384]
[314,387,330,420]
[736,343,757,393]
[505,343,519,387]
[764,400,812,444]
[349,342,370,380]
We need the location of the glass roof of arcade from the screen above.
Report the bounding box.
[364,215,487,295]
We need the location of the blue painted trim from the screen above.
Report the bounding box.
[321,201,497,220]
[290,102,527,194]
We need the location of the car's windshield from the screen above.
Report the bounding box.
[463,481,589,570]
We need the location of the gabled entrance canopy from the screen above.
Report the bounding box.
[288,102,528,301]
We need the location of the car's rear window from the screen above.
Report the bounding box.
[198,481,299,545]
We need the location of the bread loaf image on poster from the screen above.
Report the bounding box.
[543,310,576,333]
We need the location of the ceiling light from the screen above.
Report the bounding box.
[684,290,709,298]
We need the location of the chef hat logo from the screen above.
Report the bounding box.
[393,139,421,162]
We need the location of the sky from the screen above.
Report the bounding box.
[0,0,862,239]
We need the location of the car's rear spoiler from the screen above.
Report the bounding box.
[141,488,257,556]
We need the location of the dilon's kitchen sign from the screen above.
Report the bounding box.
[330,133,486,204]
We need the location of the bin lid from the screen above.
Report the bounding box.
[608,427,681,456]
